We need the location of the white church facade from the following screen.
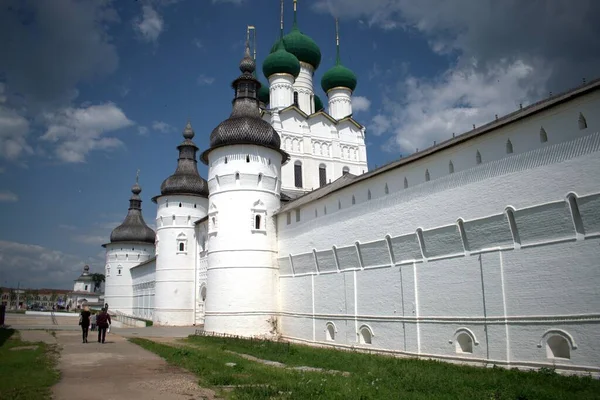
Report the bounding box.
[103,3,600,376]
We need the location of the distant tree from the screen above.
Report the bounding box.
[50,292,58,304]
[91,273,105,292]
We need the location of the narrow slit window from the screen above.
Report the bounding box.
[294,162,303,188]
[293,91,299,107]
[425,169,430,181]
[506,139,513,154]
[476,151,482,164]
[179,242,185,252]
[255,215,261,230]
[246,155,250,163]
[449,161,454,174]
[319,165,327,187]
[540,127,548,143]
[578,112,587,130]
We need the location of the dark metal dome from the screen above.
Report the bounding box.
[158,122,209,198]
[201,45,288,164]
[108,178,155,245]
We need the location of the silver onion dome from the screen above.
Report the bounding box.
[108,179,156,245]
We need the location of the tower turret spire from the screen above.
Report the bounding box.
[335,17,340,65]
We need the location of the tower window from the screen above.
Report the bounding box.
[85,285,88,290]
[578,112,587,130]
[293,91,299,107]
[540,127,548,143]
[225,157,228,164]
[294,161,303,188]
[404,177,408,188]
[235,172,240,181]
[476,150,482,165]
[449,161,454,173]
[342,166,349,175]
[425,169,430,182]
[506,139,513,154]
[179,242,185,252]
[179,202,182,207]
[255,215,261,230]
[319,164,327,187]
[286,212,291,225]
[246,154,250,163]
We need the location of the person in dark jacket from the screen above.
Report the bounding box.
[79,305,91,343]
[96,307,112,343]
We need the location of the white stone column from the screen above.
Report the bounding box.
[269,73,295,110]
[328,87,352,120]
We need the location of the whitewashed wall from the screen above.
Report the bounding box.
[195,220,208,325]
[131,258,156,320]
[275,91,600,374]
[104,243,155,315]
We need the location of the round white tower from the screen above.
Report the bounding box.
[152,122,209,326]
[201,45,289,337]
[102,177,156,315]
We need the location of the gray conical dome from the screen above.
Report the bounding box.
[200,45,288,164]
[159,122,209,197]
[109,180,155,244]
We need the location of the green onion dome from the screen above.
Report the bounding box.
[263,39,300,80]
[321,63,357,93]
[314,95,324,112]
[258,83,270,105]
[276,26,321,70]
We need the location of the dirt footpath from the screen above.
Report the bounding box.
[51,330,219,400]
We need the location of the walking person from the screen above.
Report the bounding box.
[96,307,112,344]
[79,305,91,343]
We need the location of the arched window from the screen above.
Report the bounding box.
[319,164,327,187]
[258,173,263,185]
[540,127,548,143]
[324,205,327,215]
[294,161,303,188]
[177,233,188,253]
[342,166,350,175]
[179,242,185,252]
[293,91,299,107]
[456,332,473,353]
[359,325,373,344]
[286,212,291,225]
[547,335,570,359]
[246,154,250,163]
[235,172,240,181]
[326,322,336,341]
[224,157,228,164]
[338,199,341,209]
[404,177,408,188]
[578,112,587,130]
[425,169,430,181]
[179,202,182,207]
[476,150,482,164]
[506,139,513,154]
[255,215,261,230]
[449,161,454,174]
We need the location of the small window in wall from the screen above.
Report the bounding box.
[540,127,548,143]
[449,161,454,174]
[425,169,430,182]
[342,166,350,175]
[546,335,571,359]
[176,233,188,254]
[319,164,327,187]
[295,209,301,222]
[166,200,169,208]
[352,195,356,205]
[224,156,228,164]
[106,265,111,277]
[359,325,373,345]
[246,154,250,163]
[84,285,88,291]
[578,112,587,130]
[286,212,291,225]
[314,209,318,218]
[338,199,341,209]
[367,190,372,200]
[384,183,389,195]
[293,91,299,107]
[258,173,263,185]
[255,215,261,229]
[404,177,408,188]
[476,151,482,165]
[326,322,336,341]
[235,172,240,181]
[179,202,182,207]
[294,161,303,188]
[456,333,473,354]
[117,266,123,276]
[506,139,513,154]
[324,205,327,215]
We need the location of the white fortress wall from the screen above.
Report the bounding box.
[104,242,155,315]
[130,257,156,320]
[195,220,208,325]
[275,91,600,373]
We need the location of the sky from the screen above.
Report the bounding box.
[0,0,598,289]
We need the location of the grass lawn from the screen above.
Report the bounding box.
[0,329,60,400]
[131,335,600,400]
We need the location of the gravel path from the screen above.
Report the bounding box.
[51,330,220,400]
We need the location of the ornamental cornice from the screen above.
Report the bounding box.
[326,86,353,95]
[269,73,295,79]
[295,88,312,95]
[271,82,293,90]
[330,97,351,105]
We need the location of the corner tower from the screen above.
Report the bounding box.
[152,122,209,326]
[102,174,156,315]
[201,44,289,337]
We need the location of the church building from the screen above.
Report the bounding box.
[103,1,600,376]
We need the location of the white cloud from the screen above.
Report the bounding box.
[374,59,548,153]
[152,121,175,133]
[0,240,93,289]
[40,102,134,163]
[0,104,33,161]
[71,235,108,246]
[192,38,203,49]
[138,126,149,135]
[352,96,371,113]
[197,74,215,86]
[133,5,164,43]
[0,190,18,202]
